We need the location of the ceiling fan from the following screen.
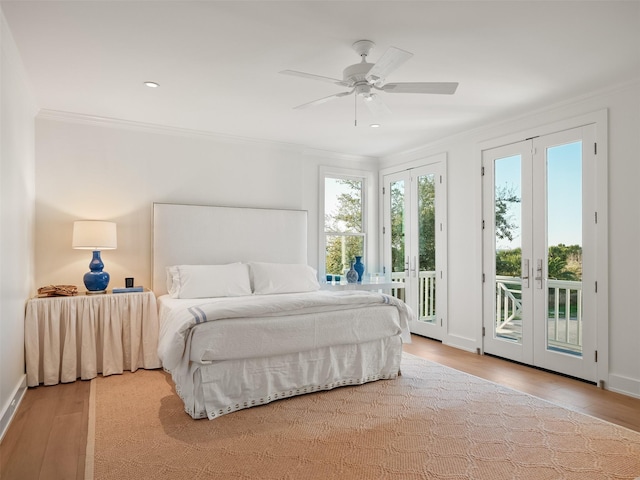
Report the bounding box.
[280,40,458,115]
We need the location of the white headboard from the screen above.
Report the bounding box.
[152,203,308,295]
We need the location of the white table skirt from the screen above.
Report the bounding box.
[25,291,161,386]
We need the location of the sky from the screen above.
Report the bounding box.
[495,141,582,251]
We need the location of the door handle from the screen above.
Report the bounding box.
[522,259,530,288]
[404,256,410,276]
[535,259,543,289]
[411,256,417,278]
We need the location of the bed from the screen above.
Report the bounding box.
[153,203,413,420]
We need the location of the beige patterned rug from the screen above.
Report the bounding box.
[85,353,640,479]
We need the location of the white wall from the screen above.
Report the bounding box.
[3,26,637,423]
[33,114,377,291]
[380,81,640,398]
[0,10,37,439]
[33,82,640,399]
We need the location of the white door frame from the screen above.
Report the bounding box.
[380,153,448,341]
[478,110,608,384]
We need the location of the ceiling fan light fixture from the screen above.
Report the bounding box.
[355,83,372,97]
[144,81,160,88]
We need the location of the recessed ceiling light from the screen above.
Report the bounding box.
[370,124,380,128]
[144,81,159,88]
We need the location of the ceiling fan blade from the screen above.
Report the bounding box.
[279,70,351,87]
[363,93,391,116]
[365,46,413,86]
[293,90,354,109]
[380,82,459,95]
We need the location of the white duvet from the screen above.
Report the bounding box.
[158,290,413,373]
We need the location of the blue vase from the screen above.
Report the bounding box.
[354,256,365,282]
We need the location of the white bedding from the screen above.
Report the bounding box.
[189,305,400,362]
[158,290,412,371]
[157,290,413,419]
[192,337,403,419]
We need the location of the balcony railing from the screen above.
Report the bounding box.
[390,272,583,353]
[495,276,583,353]
[390,271,436,322]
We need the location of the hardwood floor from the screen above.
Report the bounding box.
[2,334,639,479]
[404,336,640,433]
[1,379,90,480]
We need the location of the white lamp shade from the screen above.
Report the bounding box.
[72,221,117,250]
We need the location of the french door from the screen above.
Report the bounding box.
[482,125,597,381]
[383,162,447,340]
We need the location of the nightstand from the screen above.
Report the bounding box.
[24,289,161,386]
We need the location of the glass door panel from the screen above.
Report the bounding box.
[390,178,407,302]
[532,126,596,381]
[483,141,532,364]
[494,154,523,344]
[545,141,583,356]
[417,174,436,324]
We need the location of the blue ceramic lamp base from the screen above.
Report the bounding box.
[83,250,110,293]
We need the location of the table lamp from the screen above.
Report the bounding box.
[72,220,117,293]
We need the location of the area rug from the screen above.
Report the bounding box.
[85,353,640,480]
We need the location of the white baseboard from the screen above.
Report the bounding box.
[607,373,640,400]
[0,374,27,443]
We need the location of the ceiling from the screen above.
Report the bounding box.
[2,1,639,158]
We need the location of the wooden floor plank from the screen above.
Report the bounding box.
[1,391,61,479]
[39,412,83,480]
[75,381,91,480]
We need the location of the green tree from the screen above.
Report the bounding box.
[389,176,437,273]
[418,175,436,271]
[325,179,364,275]
[548,244,582,280]
[494,184,522,277]
[326,179,362,233]
[496,248,522,277]
[496,245,582,280]
[495,185,520,242]
[390,182,405,273]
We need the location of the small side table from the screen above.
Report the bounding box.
[24,289,161,387]
[320,281,406,293]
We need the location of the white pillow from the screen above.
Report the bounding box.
[166,263,252,299]
[249,262,320,295]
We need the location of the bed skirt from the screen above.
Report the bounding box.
[177,335,403,419]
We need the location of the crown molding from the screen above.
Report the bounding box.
[381,77,640,166]
[35,109,377,164]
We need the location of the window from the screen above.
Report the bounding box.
[321,172,366,278]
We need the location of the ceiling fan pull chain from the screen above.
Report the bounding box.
[354,93,358,127]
